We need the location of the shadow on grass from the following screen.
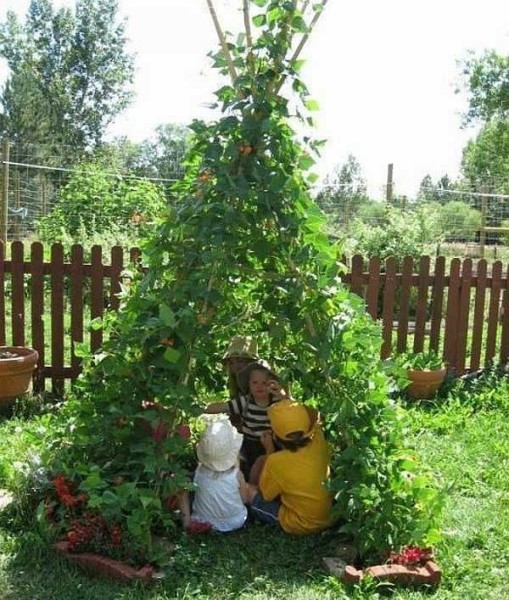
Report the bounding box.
[0,523,346,600]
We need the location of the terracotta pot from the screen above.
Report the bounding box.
[0,346,39,401]
[407,368,446,399]
[54,541,156,582]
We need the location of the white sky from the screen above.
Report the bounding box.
[1,0,508,197]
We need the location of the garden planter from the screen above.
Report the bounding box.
[0,346,39,402]
[54,541,156,583]
[407,368,446,399]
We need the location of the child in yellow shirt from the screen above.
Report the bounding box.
[247,396,333,534]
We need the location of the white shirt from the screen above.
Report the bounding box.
[191,465,247,532]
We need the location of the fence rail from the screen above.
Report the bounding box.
[1,242,508,394]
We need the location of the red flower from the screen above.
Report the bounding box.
[176,424,191,440]
[389,546,433,566]
[151,421,169,444]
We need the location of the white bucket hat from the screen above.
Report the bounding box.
[196,417,243,472]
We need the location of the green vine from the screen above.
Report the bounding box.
[46,0,442,564]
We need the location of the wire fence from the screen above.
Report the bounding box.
[2,140,509,261]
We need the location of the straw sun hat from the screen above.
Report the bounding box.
[196,418,243,472]
[222,335,259,362]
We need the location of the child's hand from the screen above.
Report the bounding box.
[267,380,286,400]
[260,430,275,454]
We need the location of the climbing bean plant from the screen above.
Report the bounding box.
[47,0,442,564]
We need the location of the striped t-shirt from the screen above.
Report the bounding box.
[227,394,277,441]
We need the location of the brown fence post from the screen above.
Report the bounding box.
[500,264,509,365]
[90,245,104,352]
[456,259,473,375]
[31,242,45,392]
[50,243,65,396]
[381,257,397,359]
[470,259,487,372]
[11,240,25,346]
[443,258,461,371]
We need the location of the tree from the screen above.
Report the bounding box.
[459,50,509,125]
[0,0,134,157]
[45,0,440,565]
[458,50,509,195]
[316,155,370,231]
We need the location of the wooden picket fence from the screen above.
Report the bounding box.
[1,242,508,394]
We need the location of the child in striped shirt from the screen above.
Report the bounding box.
[205,359,281,481]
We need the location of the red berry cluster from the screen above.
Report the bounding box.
[389,546,433,567]
[52,475,87,507]
[65,512,123,552]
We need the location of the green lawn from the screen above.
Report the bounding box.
[0,374,508,600]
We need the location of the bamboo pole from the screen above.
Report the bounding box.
[275,0,328,94]
[205,0,238,86]
[243,0,253,48]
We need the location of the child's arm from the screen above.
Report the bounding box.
[204,401,229,414]
[237,471,258,504]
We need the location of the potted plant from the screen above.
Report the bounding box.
[400,351,446,399]
[0,346,39,404]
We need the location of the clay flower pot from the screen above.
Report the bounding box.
[54,541,156,582]
[0,346,39,403]
[407,368,446,399]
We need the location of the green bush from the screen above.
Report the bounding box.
[36,161,167,246]
[349,204,442,262]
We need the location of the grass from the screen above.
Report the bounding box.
[0,373,508,599]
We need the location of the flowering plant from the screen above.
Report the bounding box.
[44,475,134,562]
[388,546,434,567]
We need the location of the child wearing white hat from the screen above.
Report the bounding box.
[179,416,253,533]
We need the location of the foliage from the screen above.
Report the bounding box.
[1,376,509,598]
[316,155,370,232]
[0,0,134,157]
[458,50,509,196]
[36,160,167,243]
[397,351,444,371]
[348,204,442,261]
[461,118,509,194]
[459,50,509,125]
[436,200,482,242]
[29,0,442,565]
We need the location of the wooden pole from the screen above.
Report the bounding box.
[386,163,393,204]
[0,139,9,244]
[480,194,487,259]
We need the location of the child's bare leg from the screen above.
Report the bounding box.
[249,455,268,485]
[177,491,192,528]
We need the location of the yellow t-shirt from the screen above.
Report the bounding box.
[259,425,332,534]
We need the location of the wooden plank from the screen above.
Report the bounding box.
[350,255,364,298]
[30,242,45,392]
[381,257,397,359]
[366,256,381,320]
[443,258,461,370]
[455,259,473,375]
[429,256,446,352]
[396,256,413,353]
[500,265,509,365]
[90,245,104,352]
[485,261,502,364]
[109,246,124,311]
[11,241,25,346]
[50,243,65,396]
[70,245,84,377]
[470,259,487,372]
[413,255,430,353]
[0,242,5,345]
